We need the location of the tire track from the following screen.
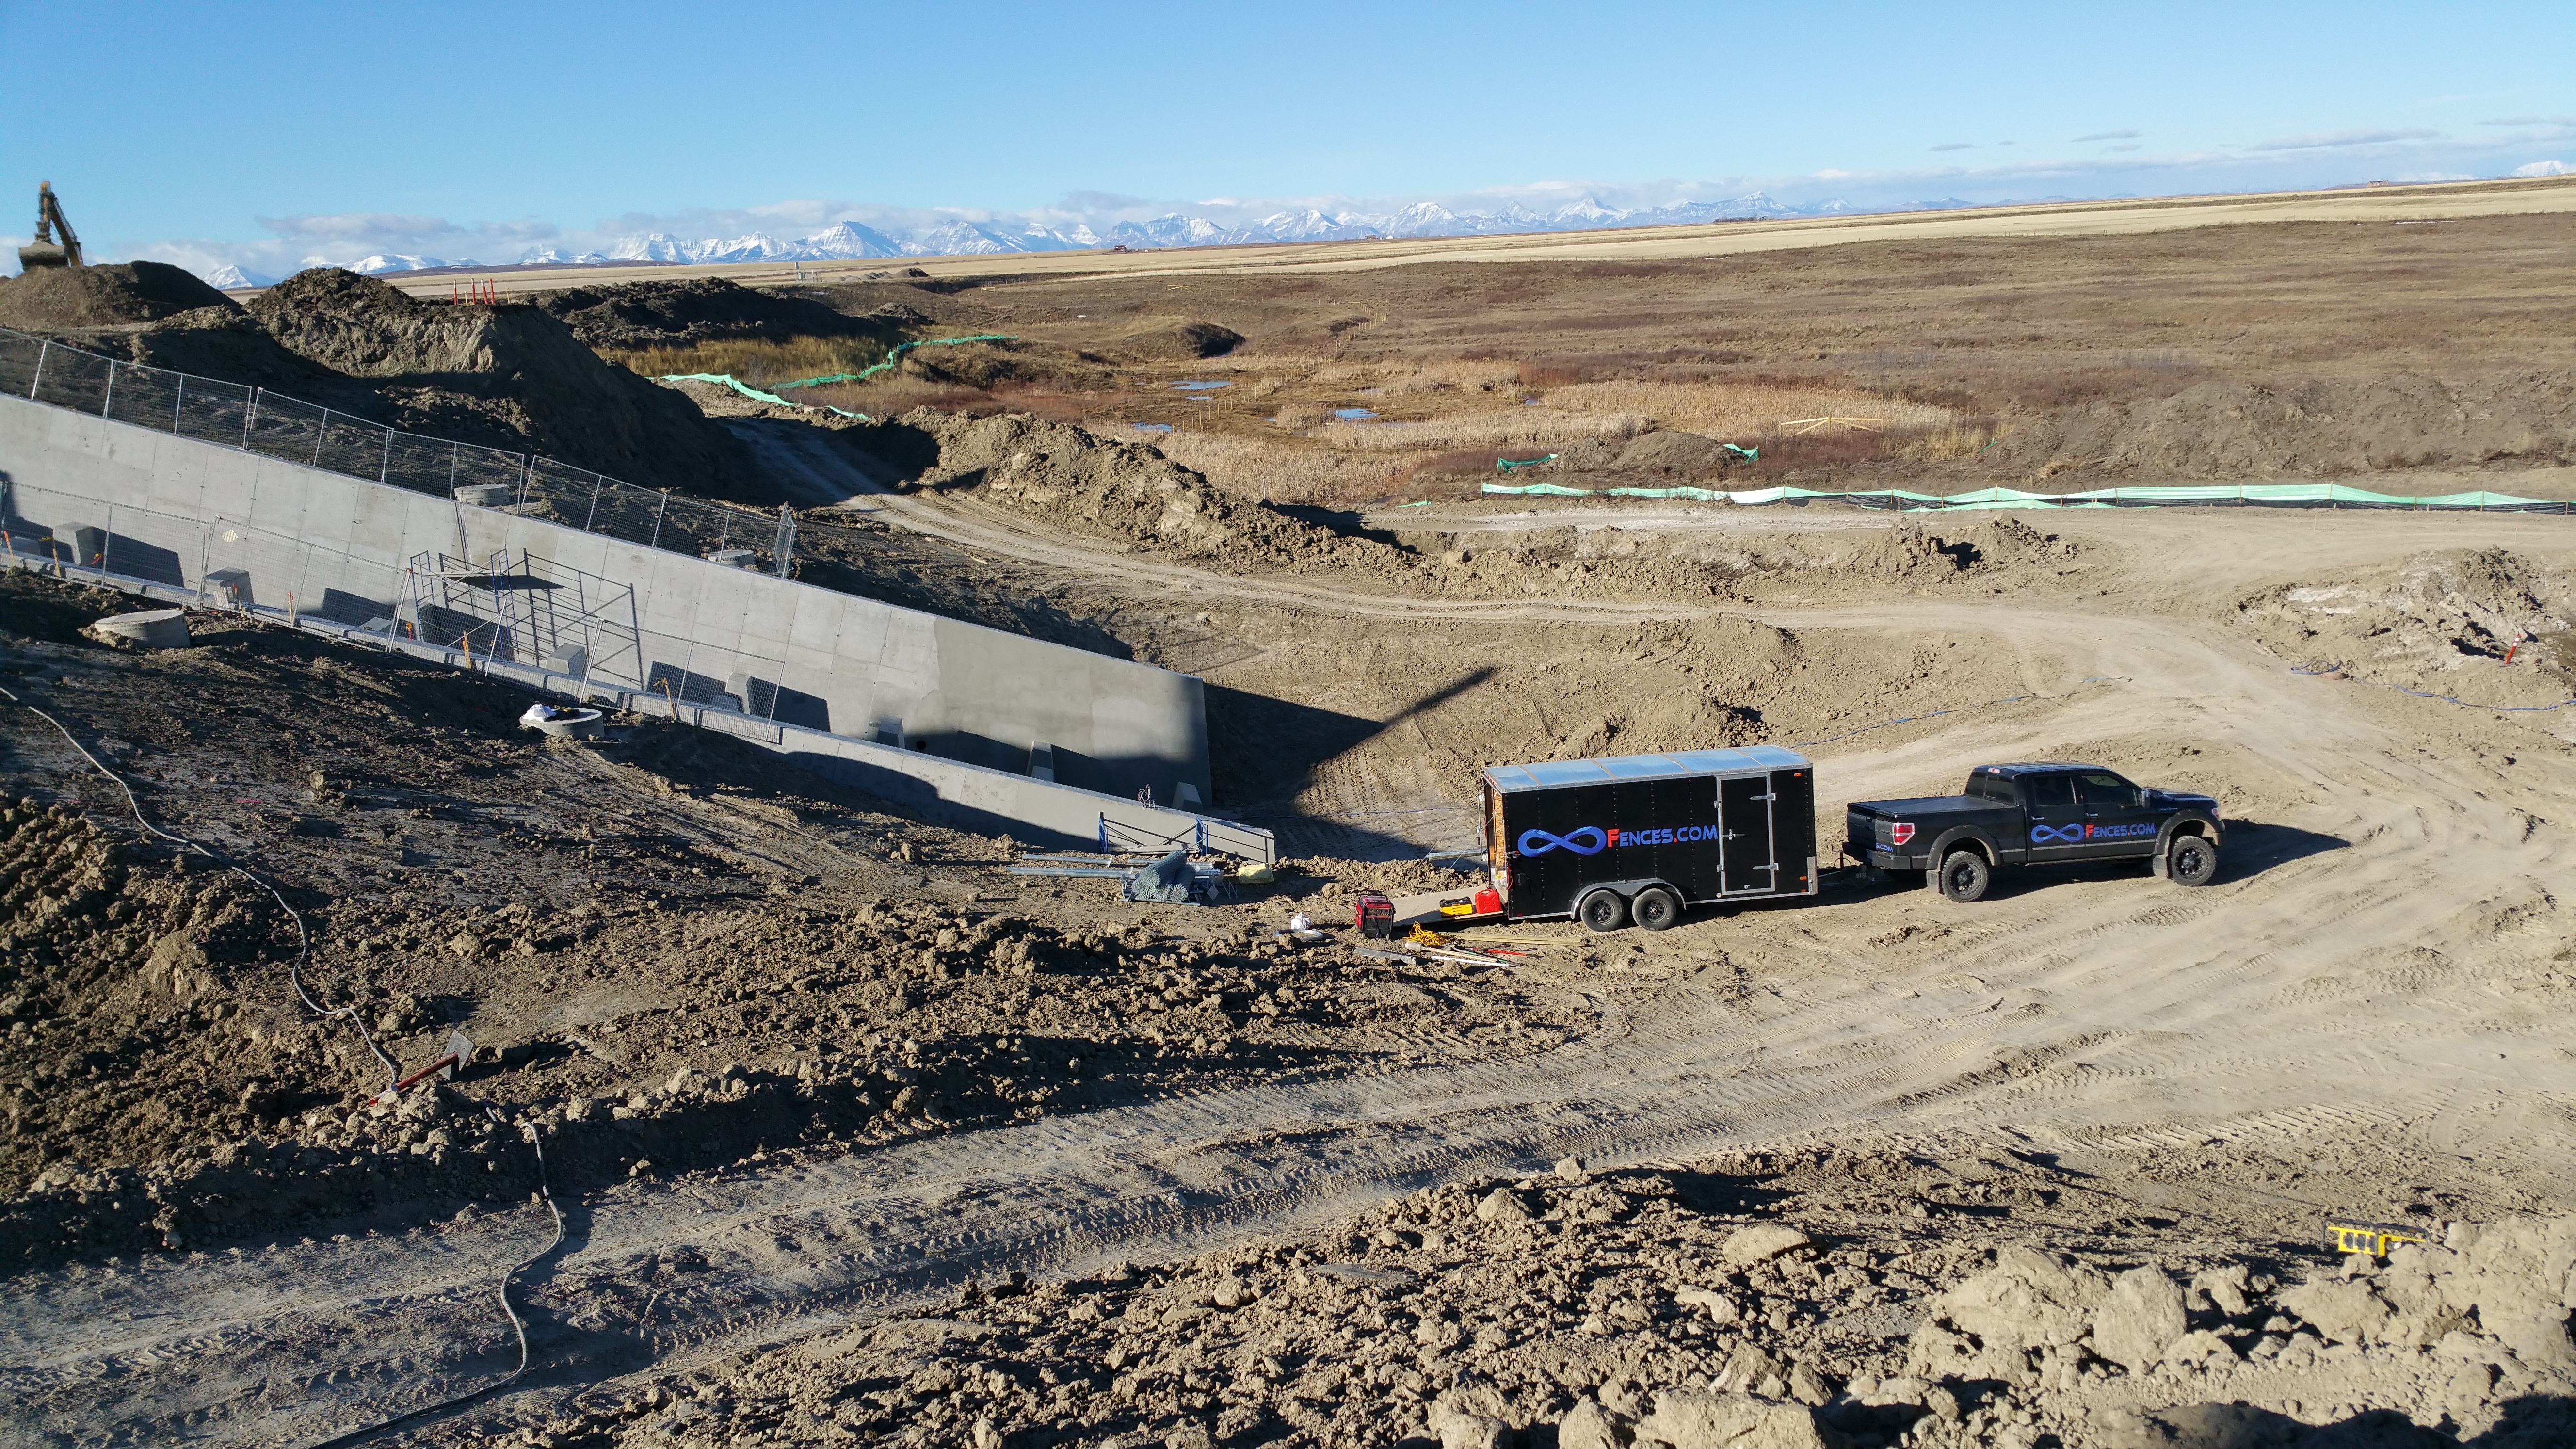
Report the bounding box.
[13,448,2575,1443]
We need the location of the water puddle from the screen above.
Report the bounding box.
[1130,422,1174,433]
[1170,381,1231,392]
[1333,408,1378,421]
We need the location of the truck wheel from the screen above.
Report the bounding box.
[1578,889,1629,933]
[1934,850,1991,903]
[2168,834,2220,886]
[1632,886,1682,932]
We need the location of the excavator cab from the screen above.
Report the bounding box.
[18,181,81,270]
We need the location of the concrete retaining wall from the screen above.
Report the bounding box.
[0,393,1209,801]
[0,392,1267,858]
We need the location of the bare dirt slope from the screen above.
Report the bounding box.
[6,476,2572,1446]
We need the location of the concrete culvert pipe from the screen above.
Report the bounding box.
[519,704,603,738]
[88,609,192,650]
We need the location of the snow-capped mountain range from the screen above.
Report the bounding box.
[240,193,1980,280]
[585,193,1922,267]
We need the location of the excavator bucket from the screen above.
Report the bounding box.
[18,182,80,270]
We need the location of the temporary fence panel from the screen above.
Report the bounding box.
[0,325,803,571]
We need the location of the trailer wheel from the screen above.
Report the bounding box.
[1577,889,1629,933]
[1934,850,1991,903]
[1632,886,1682,932]
[2168,834,2220,887]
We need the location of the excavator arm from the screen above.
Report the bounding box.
[20,181,82,270]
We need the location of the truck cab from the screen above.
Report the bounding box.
[1845,762,2222,902]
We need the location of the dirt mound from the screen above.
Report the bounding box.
[1116,318,1245,360]
[2234,547,2574,702]
[1984,374,2576,481]
[531,277,900,350]
[1616,429,1741,479]
[893,337,1115,390]
[0,260,236,330]
[1664,515,2083,590]
[862,408,1420,573]
[116,306,356,393]
[246,268,763,499]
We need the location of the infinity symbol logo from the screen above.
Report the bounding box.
[1519,827,1607,856]
[2029,823,2086,844]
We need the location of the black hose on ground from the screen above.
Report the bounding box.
[0,680,569,1445]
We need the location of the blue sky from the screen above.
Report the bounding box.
[3,0,2569,275]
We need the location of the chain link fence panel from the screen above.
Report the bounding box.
[1,326,798,573]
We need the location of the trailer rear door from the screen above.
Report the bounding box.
[1718,774,1777,893]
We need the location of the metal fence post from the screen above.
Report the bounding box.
[649,491,669,550]
[379,427,392,484]
[312,408,329,465]
[173,373,185,434]
[448,442,460,497]
[582,478,602,531]
[99,360,114,419]
[244,388,259,449]
[27,340,45,400]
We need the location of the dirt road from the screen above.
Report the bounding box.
[10,483,2571,1443]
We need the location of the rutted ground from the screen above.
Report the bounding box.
[4,477,2574,1446]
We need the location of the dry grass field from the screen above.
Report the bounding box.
[564,201,2575,507]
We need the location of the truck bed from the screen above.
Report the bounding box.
[1848,795,1995,819]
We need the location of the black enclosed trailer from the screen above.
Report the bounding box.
[1481,746,1818,931]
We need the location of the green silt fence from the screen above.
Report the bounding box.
[1483,482,2575,513]
[659,335,1024,421]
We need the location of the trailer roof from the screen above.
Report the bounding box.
[1481,744,1810,794]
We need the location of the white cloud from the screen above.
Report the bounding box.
[72,119,2576,285]
[2250,128,2440,151]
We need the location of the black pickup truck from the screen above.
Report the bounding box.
[1844,762,2223,902]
